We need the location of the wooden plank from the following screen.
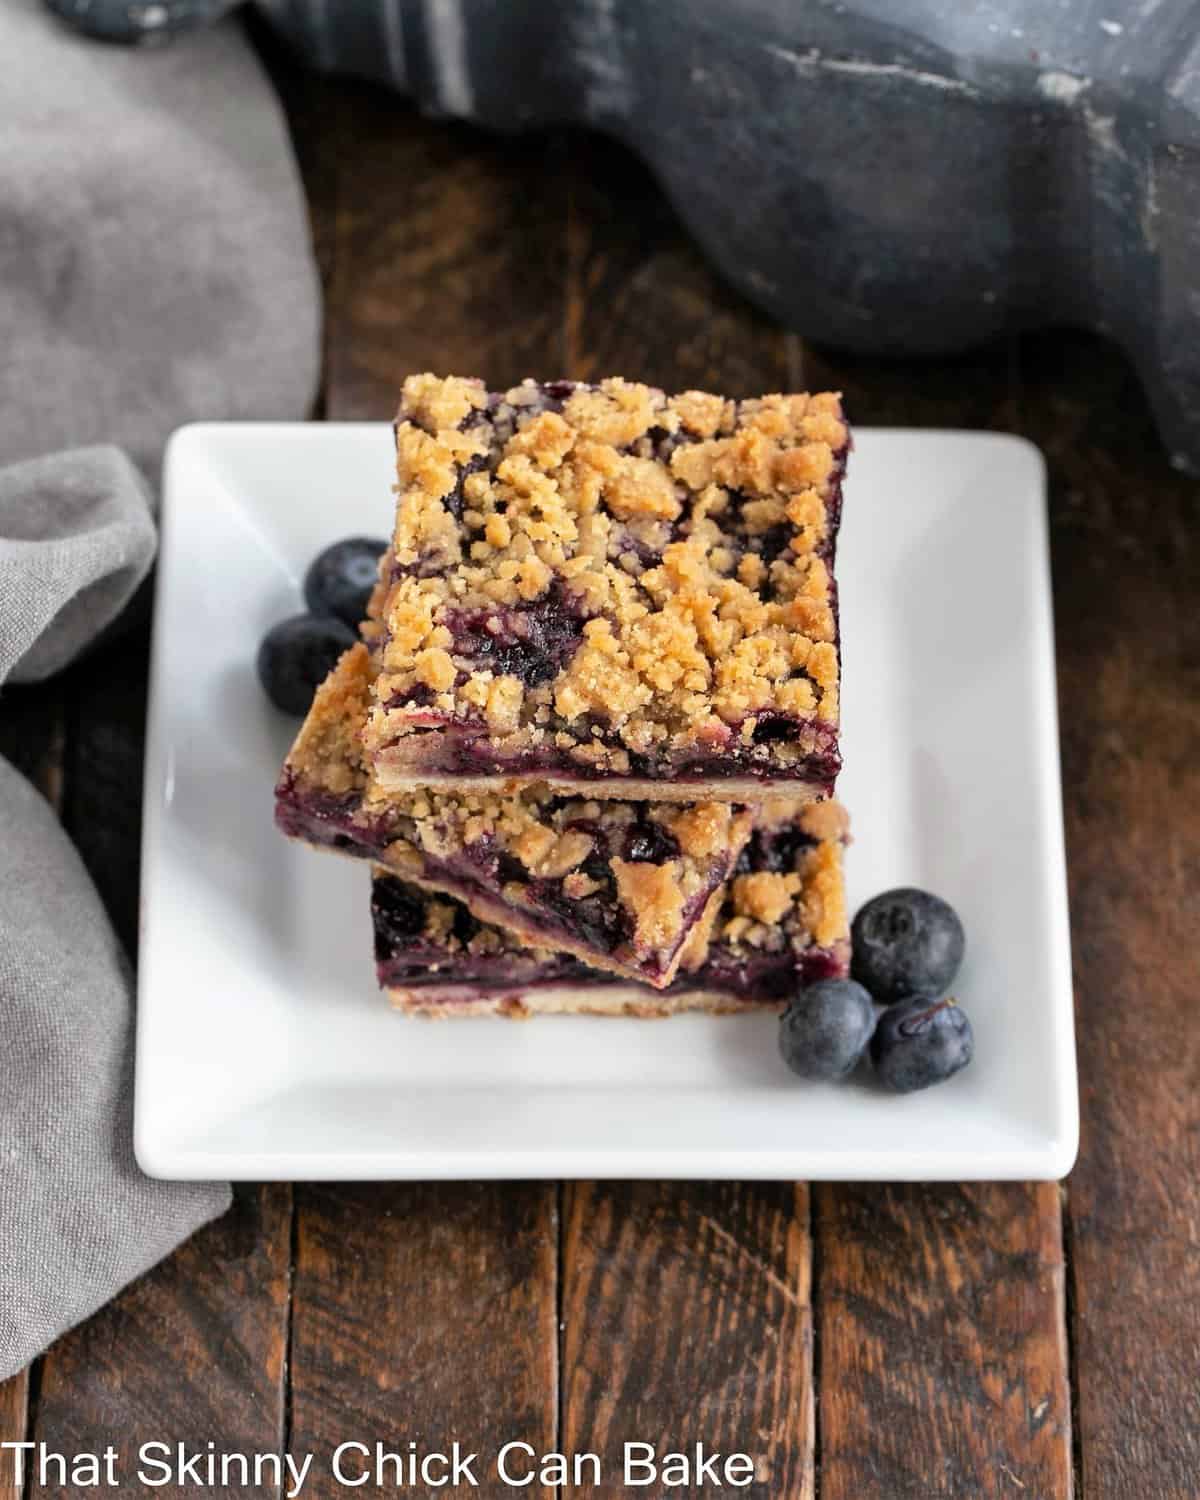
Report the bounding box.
[324,83,570,419]
[0,680,64,805]
[559,134,812,1497]
[31,1186,292,1499]
[0,1372,29,1500]
[562,1183,813,1498]
[58,592,153,957]
[802,336,1073,1498]
[1017,329,1200,1499]
[815,1182,1071,1498]
[282,88,563,1486]
[289,1183,558,1496]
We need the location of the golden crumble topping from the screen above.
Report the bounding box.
[733,871,799,927]
[364,375,847,778]
[675,884,727,972]
[610,859,688,952]
[716,805,849,958]
[283,641,373,797]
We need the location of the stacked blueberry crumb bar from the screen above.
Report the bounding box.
[276,375,852,1016]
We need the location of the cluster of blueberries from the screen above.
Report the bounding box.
[780,890,973,1092]
[257,537,387,715]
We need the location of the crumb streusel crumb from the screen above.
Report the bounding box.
[284,640,373,797]
[363,375,848,792]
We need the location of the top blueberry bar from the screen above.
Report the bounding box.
[363,375,849,802]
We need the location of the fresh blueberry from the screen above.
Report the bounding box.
[870,996,974,1092]
[778,978,876,1081]
[303,537,388,628]
[851,887,965,1003]
[257,615,355,716]
[623,822,681,864]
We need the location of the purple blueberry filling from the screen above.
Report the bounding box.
[372,875,599,992]
[274,772,388,856]
[735,821,819,877]
[407,804,704,977]
[370,870,844,1003]
[436,578,587,689]
[278,774,728,981]
[620,821,680,863]
[684,944,844,1001]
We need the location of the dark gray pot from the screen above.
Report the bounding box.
[49,0,1200,471]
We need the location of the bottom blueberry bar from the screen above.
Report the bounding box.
[275,644,754,989]
[372,800,850,1018]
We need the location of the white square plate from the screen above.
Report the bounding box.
[136,424,1077,1181]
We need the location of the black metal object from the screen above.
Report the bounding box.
[47,0,1200,470]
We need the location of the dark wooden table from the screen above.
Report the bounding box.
[2,44,1198,1500]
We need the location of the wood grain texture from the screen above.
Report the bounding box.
[325,84,569,419]
[0,680,64,805]
[1018,330,1200,1499]
[253,17,339,304]
[803,336,1072,1500]
[32,1186,291,1499]
[816,1183,1071,1499]
[562,1183,813,1499]
[59,591,153,959]
[289,1184,558,1500]
[0,1372,29,1500]
[559,133,812,1500]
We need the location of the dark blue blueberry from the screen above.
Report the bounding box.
[870,997,974,1092]
[778,978,876,1081]
[257,614,355,716]
[735,825,814,876]
[372,878,427,937]
[303,536,388,628]
[751,712,801,745]
[623,822,680,864]
[444,454,489,521]
[44,0,232,43]
[851,887,965,1003]
[450,902,483,947]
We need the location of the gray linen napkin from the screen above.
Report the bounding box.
[0,764,232,1376]
[4,0,319,474]
[0,449,230,1380]
[0,1,319,1378]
